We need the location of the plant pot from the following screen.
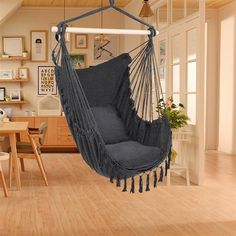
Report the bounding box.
[22,52,28,58]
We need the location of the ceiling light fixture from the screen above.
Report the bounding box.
[139,0,154,18]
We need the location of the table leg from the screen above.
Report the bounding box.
[9,133,21,190]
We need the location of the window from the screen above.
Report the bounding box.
[171,34,181,105]
[187,28,197,125]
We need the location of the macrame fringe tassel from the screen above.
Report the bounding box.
[116,177,121,187]
[110,176,114,183]
[122,177,127,192]
[145,174,150,192]
[139,176,143,193]
[158,166,164,182]
[153,170,157,188]
[130,176,135,193]
[165,160,168,176]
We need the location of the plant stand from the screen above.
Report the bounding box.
[167,163,190,186]
[167,129,192,186]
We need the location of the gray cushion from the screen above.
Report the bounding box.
[106,141,161,169]
[92,105,130,144]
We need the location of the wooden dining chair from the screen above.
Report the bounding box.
[9,122,48,186]
[0,152,9,197]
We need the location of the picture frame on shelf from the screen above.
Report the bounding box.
[38,66,57,96]
[69,54,87,69]
[10,89,21,101]
[2,36,24,57]
[0,70,13,80]
[30,30,48,62]
[18,67,29,79]
[0,88,5,101]
[75,34,88,49]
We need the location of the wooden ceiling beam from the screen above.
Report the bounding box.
[21,0,132,8]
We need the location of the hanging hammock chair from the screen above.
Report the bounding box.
[52,0,172,193]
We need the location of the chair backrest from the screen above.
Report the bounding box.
[38,122,48,145]
[76,54,131,107]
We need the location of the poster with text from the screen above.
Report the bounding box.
[38,66,57,95]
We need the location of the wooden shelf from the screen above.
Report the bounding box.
[0,79,29,83]
[0,56,29,62]
[0,100,29,109]
[0,100,28,104]
[0,56,29,66]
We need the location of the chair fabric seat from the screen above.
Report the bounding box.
[8,142,34,154]
[106,141,161,170]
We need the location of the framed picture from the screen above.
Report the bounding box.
[94,35,118,61]
[0,70,13,80]
[70,54,86,69]
[30,30,48,62]
[18,67,29,79]
[2,36,24,56]
[10,89,21,101]
[38,66,57,95]
[0,88,5,101]
[75,34,88,49]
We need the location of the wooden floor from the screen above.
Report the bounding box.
[0,151,236,236]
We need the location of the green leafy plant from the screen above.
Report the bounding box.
[157,97,190,129]
[157,97,190,162]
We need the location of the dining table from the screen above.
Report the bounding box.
[0,121,28,190]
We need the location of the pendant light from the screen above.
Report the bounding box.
[63,0,70,42]
[139,0,154,18]
[95,0,109,43]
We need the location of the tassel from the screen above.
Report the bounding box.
[153,170,157,187]
[139,176,143,193]
[168,148,171,169]
[110,175,114,183]
[122,177,127,192]
[116,177,120,187]
[158,166,164,182]
[130,176,135,193]
[165,160,168,176]
[145,174,150,192]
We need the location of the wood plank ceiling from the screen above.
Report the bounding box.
[206,0,234,8]
[22,0,132,8]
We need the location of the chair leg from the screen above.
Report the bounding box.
[20,158,25,172]
[186,168,190,186]
[0,164,8,197]
[35,153,48,186]
[9,153,13,188]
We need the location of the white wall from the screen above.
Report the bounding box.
[218,1,236,154]
[0,0,22,25]
[0,6,124,116]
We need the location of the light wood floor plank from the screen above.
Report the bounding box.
[0,151,236,236]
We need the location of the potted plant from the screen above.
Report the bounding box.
[4,95,10,101]
[157,97,189,130]
[157,97,190,162]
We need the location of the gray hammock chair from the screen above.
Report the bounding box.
[52,0,172,193]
